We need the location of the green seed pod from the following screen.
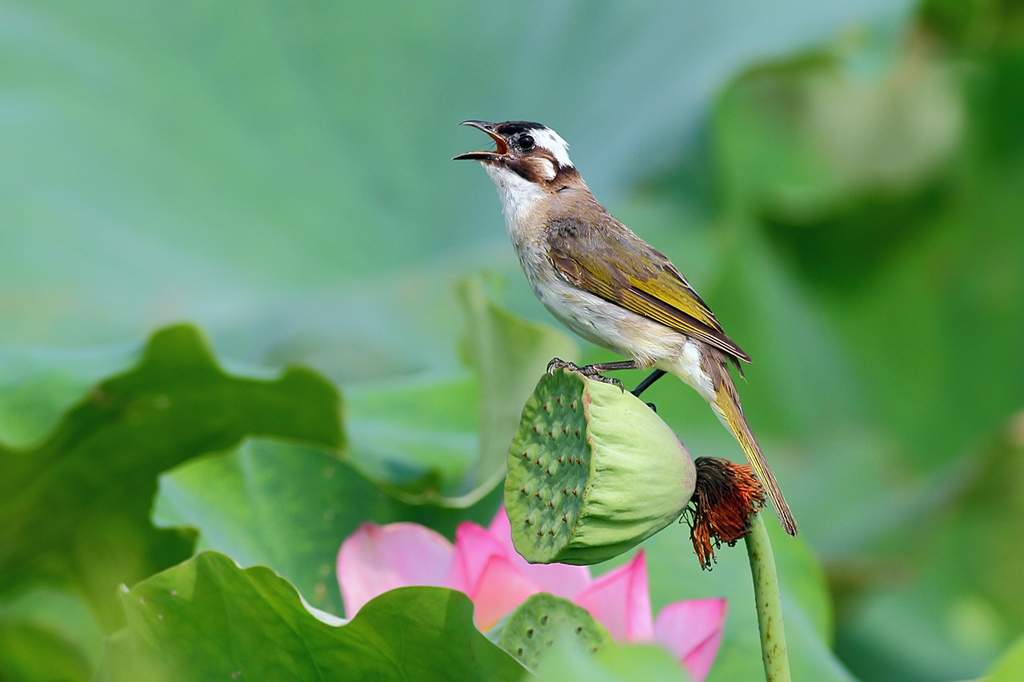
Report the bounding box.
[487,592,612,670]
[505,369,696,565]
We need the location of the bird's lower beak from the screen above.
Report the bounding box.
[453,120,509,161]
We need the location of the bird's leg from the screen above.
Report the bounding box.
[546,358,637,391]
[631,369,667,398]
[580,360,638,373]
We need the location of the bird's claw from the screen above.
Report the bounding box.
[599,375,626,392]
[547,358,624,391]
[546,358,581,374]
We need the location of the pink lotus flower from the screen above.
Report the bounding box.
[337,510,726,681]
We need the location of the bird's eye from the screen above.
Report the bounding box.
[518,134,535,151]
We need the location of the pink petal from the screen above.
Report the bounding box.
[573,550,654,642]
[487,508,592,600]
[468,555,543,631]
[337,522,453,618]
[447,521,508,594]
[653,598,728,682]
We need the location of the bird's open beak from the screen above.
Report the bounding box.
[453,120,509,161]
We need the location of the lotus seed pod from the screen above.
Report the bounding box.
[487,592,612,670]
[505,368,696,565]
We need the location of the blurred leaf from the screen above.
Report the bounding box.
[345,375,480,488]
[713,24,1024,470]
[95,552,525,681]
[0,1,915,381]
[920,0,1024,55]
[834,417,1024,681]
[0,342,138,448]
[706,17,1024,680]
[717,36,962,226]
[345,276,577,504]
[0,587,103,682]
[153,438,501,617]
[0,325,342,631]
[987,632,1024,682]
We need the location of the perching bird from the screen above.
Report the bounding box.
[454,120,797,536]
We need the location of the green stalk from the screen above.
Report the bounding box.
[744,513,791,681]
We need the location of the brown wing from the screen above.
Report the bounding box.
[547,216,750,363]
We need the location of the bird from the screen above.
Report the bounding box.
[454,120,797,536]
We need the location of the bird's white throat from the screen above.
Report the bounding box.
[482,163,547,234]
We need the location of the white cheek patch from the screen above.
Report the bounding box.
[535,158,557,180]
[532,128,573,169]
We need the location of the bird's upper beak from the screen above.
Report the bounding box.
[453,120,509,161]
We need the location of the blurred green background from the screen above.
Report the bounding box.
[3,1,1024,680]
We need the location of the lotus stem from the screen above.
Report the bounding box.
[744,513,791,681]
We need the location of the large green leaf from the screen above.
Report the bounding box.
[0,1,914,378]
[96,551,526,681]
[0,325,342,632]
[153,438,502,617]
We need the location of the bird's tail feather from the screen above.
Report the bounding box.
[714,387,798,536]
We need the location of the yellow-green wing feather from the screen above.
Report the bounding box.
[548,216,751,363]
